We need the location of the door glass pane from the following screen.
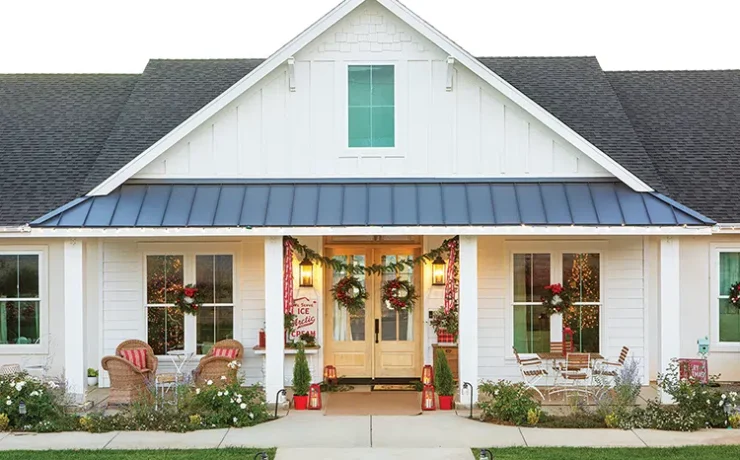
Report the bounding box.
[333,255,366,341]
[380,254,414,342]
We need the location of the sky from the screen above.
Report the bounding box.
[1,0,738,74]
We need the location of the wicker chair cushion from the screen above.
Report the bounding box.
[120,348,148,370]
[212,348,238,359]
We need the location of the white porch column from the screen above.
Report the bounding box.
[659,236,680,403]
[63,239,85,401]
[458,235,479,403]
[264,237,285,402]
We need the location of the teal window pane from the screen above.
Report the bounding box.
[348,66,371,106]
[371,107,395,147]
[720,252,740,294]
[720,299,740,342]
[348,64,394,148]
[349,107,372,147]
[371,65,394,106]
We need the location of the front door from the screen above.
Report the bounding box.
[324,245,422,379]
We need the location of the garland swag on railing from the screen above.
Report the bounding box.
[285,236,459,275]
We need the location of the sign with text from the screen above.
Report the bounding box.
[288,296,318,341]
[678,358,708,384]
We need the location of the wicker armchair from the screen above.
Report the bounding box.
[193,339,244,386]
[101,340,158,404]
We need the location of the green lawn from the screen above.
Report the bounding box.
[473,446,740,459]
[0,449,276,460]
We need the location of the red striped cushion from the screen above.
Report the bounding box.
[212,348,237,359]
[120,348,147,370]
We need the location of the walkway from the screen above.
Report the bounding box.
[1,412,739,459]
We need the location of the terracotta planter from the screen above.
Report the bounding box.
[293,395,309,410]
[438,395,454,410]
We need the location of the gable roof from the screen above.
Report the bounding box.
[85,0,654,196]
[0,73,138,226]
[607,70,740,223]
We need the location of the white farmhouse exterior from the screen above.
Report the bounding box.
[0,0,738,405]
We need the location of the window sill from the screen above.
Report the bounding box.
[0,344,47,355]
[709,343,740,353]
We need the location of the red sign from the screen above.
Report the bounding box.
[678,358,708,384]
[288,297,318,340]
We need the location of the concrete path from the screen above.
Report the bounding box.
[0,412,739,454]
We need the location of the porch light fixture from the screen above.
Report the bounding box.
[432,256,446,286]
[299,257,314,287]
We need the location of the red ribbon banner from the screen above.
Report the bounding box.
[283,238,294,314]
[444,239,457,314]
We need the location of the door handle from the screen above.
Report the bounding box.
[374,319,379,343]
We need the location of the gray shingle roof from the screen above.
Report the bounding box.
[0,57,735,226]
[82,58,264,191]
[0,74,138,226]
[607,70,740,223]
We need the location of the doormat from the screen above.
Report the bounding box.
[372,384,417,391]
[324,391,421,415]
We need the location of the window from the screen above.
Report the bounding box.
[562,253,601,352]
[512,254,551,353]
[146,254,235,355]
[348,65,395,147]
[0,254,40,345]
[196,255,234,355]
[718,252,740,342]
[146,255,185,355]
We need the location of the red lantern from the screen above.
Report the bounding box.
[323,365,338,385]
[258,328,266,348]
[421,364,434,386]
[308,383,322,410]
[422,385,436,411]
[563,327,574,353]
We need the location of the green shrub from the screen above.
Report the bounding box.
[478,380,540,426]
[292,344,311,396]
[186,380,269,428]
[594,359,642,427]
[0,372,67,430]
[626,359,725,431]
[433,348,454,396]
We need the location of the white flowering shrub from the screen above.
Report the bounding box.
[187,377,269,428]
[0,372,67,429]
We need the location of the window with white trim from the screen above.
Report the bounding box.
[0,254,40,345]
[718,252,740,343]
[512,251,601,354]
[146,254,234,355]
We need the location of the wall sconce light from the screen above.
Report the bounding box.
[299,257,314,287]
[432,256,446,286]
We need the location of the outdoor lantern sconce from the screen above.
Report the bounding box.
[432,255,446,286]
[299,257,314,287]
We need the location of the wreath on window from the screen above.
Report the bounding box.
[541,283,571,316]
[729,282,740,308]
[381,278,418,312]
[331,276,367,315]
[173,284,202,315]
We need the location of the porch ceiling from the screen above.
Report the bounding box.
[31,180,714,228]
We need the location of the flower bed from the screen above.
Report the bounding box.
[0,372,271,433]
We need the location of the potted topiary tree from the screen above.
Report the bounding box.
[434,348,455,410]
[292,344,311,410]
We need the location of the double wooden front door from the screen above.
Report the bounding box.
[324,245,422,378]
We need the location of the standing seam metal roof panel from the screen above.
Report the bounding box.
[31,181,715,227]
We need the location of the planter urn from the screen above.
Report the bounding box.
[293,395,309,410]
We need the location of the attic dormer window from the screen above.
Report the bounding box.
[348,65,395,148]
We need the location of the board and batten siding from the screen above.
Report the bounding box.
[476,236,649,384]
[133,0,609,181]
[99,238,268,387]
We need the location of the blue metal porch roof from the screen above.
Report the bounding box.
[31,180,714,228]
